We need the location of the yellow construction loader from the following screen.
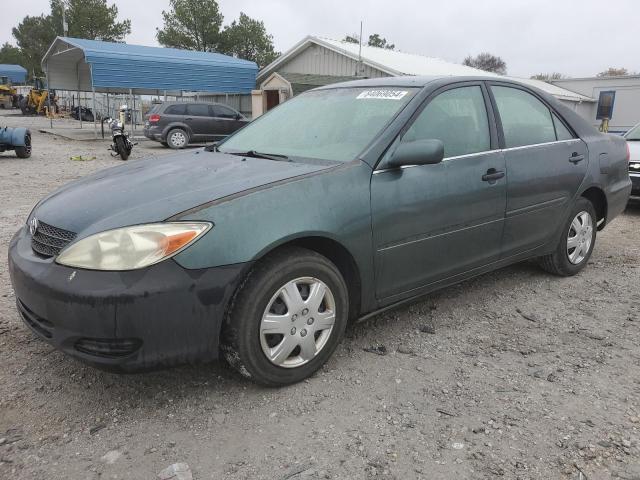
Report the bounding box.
[0,76,18,109]
[19,78,58,115]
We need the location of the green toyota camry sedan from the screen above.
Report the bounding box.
[8,76,632,386]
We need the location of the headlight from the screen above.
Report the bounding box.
[56,222,211,271]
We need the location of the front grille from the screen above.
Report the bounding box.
[31,221,76,258]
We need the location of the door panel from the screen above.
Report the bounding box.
[186,104,212,141]
[372,152,506,299]
[489,84,589,256]
[371,84,506,300]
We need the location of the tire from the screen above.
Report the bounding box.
[19,98,29,115]
[221,247,349,387]
[538,197,597,276]
[15,133,31,159]
[167,128,188,149]
[115,136,129,160]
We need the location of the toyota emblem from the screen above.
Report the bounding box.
[29,217,39,236]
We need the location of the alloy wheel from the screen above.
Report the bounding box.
[170,131,186,147]
[260,277,336,368]
[567,211,593,265]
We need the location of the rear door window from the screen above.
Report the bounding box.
[211,105,238,119]
[401,85,491,158]
[164,104,187,115]
[187,104,210,117]
[491,86,556,148]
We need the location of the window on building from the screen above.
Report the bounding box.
[596,91,616,120]
[401,86,491,158]
[491,86,556,148]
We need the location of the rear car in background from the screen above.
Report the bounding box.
[143,101,248,149]
[625,123,640,199]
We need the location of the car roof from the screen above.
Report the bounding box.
[316,75,534,90]
[160,101,234,107]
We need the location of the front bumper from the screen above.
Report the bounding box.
[8,227,249,371]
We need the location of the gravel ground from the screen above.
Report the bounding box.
[1,110,639,480]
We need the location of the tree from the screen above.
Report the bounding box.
[12,15,57,77]
[597,67,630,77]
[367,34,394,50]
[157,1,279,67]
[343,34,359,44]
[462,52,507,75]
[50,0,131,41]
[11,0,130,79]
[221,13,278,67]
[530,72,564,82]
[343,33,395,50]
[156,0,224,52]
[0,43,24,67]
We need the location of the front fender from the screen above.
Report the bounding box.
[172,160,377,312]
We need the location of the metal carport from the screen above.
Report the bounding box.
[41,37,258,136]
[0,64,28,84]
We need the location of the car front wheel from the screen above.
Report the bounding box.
[538,197,597,276]
[221,247,349,386]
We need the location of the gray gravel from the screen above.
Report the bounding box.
[1,110,639,479]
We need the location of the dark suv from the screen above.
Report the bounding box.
[143,101,248,149]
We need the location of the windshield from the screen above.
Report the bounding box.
[219,87,418,162]
[625,124,640,141]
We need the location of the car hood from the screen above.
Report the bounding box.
[628,140,640,161]
[33,150,335,236]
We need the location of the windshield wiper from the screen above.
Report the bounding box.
[227,150,290,161]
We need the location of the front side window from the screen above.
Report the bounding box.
[220,87,418,162]
[401,86,490,158]
[492,86,556,148]
[625,123,640,141]
[187,104,210,117]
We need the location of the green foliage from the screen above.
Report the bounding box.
[50,0,131,41]
[10,0,130,79]
[221,13,279,67]
[343,33,395,50]
[156,0,224,52]
[462,52,507,75]
[12,15,57,77]
[367,34,394,50]
[156,1,279,67]
[0,43,24,67]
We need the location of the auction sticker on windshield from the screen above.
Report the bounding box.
[356,90,409,100]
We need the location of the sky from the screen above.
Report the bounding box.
[1,0,637,78]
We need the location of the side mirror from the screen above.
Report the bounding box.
[386,139,445,168]
[235,113,242,120]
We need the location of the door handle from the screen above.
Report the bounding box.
[482,169,505,182]
[569,153,584,164]
[185,117,193,121]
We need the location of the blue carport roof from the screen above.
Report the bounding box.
[42,37,257,94]
[0,64,28,84]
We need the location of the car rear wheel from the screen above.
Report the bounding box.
[167,129,188,149]
[221,247,349,386]
[538,197,596,276]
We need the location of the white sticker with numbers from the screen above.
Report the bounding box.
[356,90,409,100]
